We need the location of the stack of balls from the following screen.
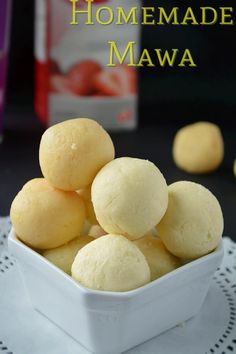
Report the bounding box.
[10,118,224,292]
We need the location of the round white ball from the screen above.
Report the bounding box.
[91,157,168,240]
[173,121,224,174]
[157,181,224,259]
[39,118,115,191]
[134,235,181,280]
[43,236,93,274]
[10,178,86,249]
[71,234,151,292]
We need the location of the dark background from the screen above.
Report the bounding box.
[1,1,235,239]
[6,0,236,120]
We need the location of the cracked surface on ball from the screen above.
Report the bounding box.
[39,118,115,191]
[71,234,151,292]
[91,157,168,240]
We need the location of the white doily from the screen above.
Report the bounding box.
[0,217,236,354]
[0,217,11,254]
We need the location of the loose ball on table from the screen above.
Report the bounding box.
[173,122,224,174]
[10,178,86,249]
[43,235,93,274]
[71,234,151,292]
[39,118,115,191]
[156,181,224,259]
[134,235,181,281]
[91,157,168,240]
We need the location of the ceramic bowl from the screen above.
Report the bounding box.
[8,229,224,354]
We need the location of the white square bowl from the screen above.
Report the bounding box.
[8,229,224,354]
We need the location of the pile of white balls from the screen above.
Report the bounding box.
[10,118,224,292]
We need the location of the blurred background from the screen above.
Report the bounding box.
[0,0,235,238]
[6,0,236,121]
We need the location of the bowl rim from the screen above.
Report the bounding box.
[8,228,224,299]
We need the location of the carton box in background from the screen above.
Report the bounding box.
[35,0,140,131]
[0,0,11,139]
